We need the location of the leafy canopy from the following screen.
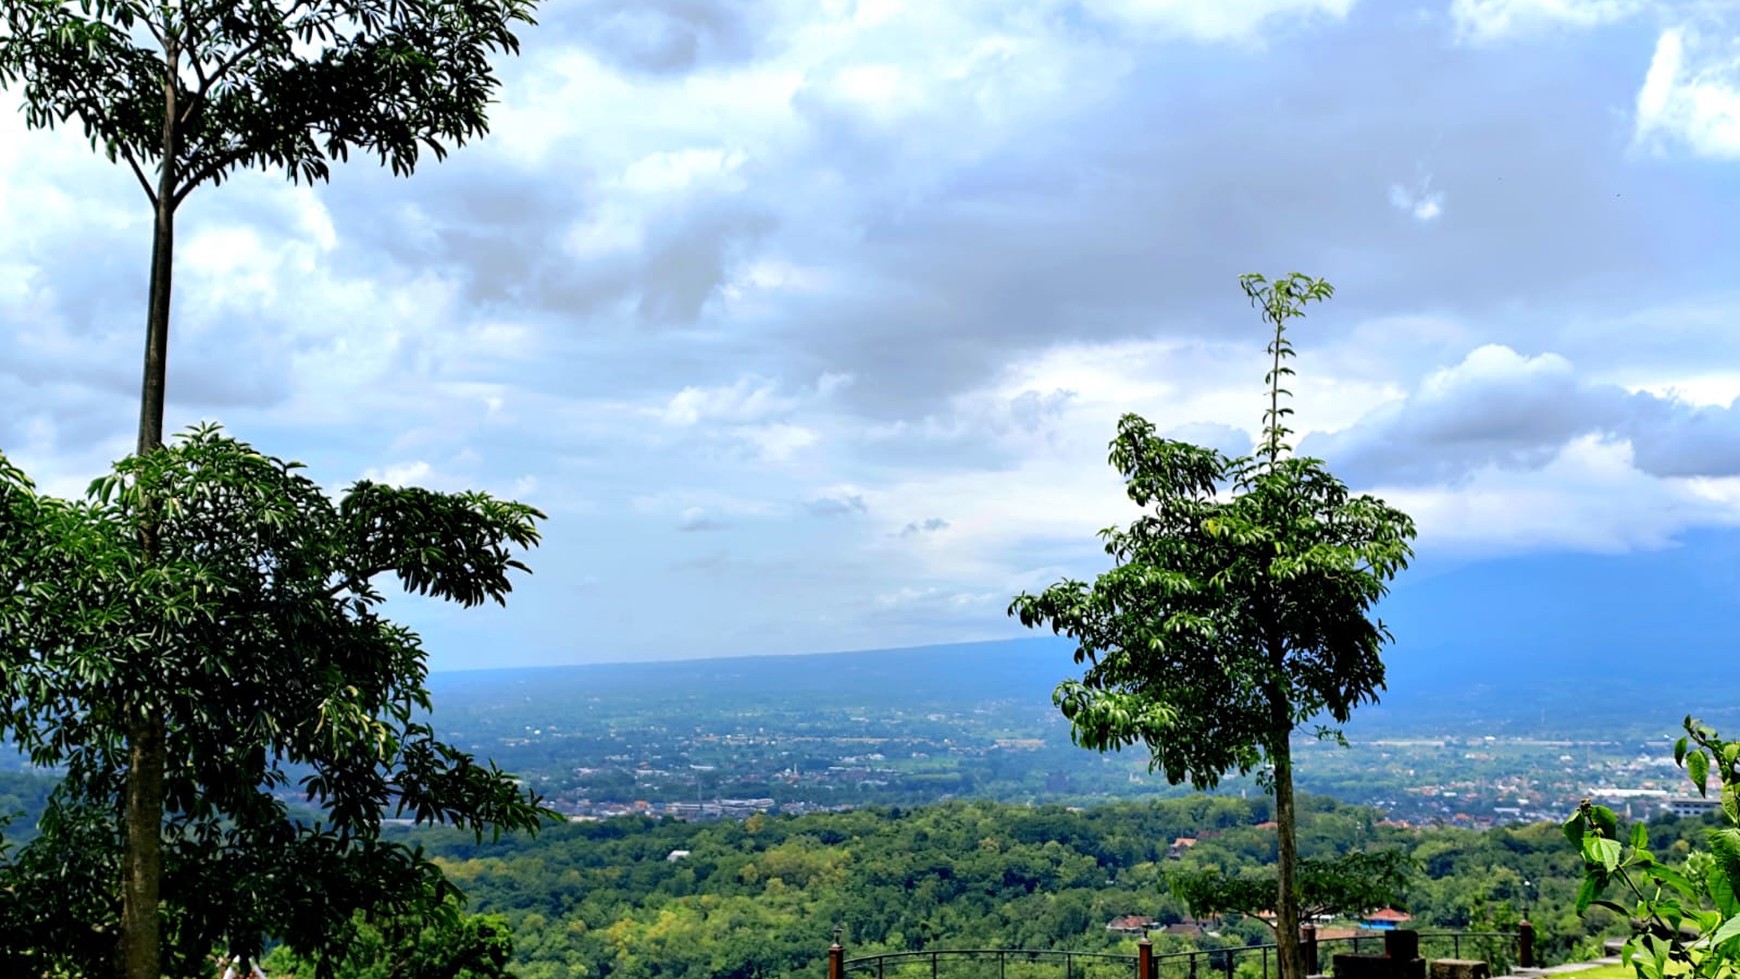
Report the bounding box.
[0,426,552,977]
[0,0,536,202]
[1009,273,1417,788]
[1169,850,1416,927]
[263,895,519,979]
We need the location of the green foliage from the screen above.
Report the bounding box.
[265,897,519,979]
[0,426,552,977]
[0,0,537,197]
[378,794,1609,979]
[1567,718,1740,979]
[1008,273,1415,784]
[1170,850,1416,925]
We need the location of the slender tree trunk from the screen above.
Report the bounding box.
[135,181,174,455]
[119,43,180,979]
[119,711,165,979]
[1272,714,1305,979]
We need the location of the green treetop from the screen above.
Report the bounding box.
[0,426,552,978]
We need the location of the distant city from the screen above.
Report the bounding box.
[413,640,1740,829]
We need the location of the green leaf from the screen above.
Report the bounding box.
[1593,805,1620,839]
[1565,811,1587,848]
[1706,914,1740,950]
[1711,867,1739,917]
[1632,821,1649,850]
[1576,875,1600,914]
[1647,863,1699,901]
[1690,751,1711,797]
[1584,837,1624,873]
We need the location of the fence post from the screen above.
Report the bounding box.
[1302,923,1318,976]
[1140,939,1154,979]
[829,942,844,979]
[1519,920,1534,970]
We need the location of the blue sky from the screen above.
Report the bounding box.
[4,0,1740,670]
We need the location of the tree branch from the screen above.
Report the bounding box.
[324,565,394,600]
[141,6,168,50]
[117,144,158,205]
[187,35,273,117]
[170,146,246,210]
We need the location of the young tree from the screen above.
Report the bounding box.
[1566,718,1740,979]
[0,2,536,975]
[0,426,551,978]
[1009,273,1417,979]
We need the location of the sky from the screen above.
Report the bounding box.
[3,0,1740,671]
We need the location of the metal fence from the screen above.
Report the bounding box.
[830,928,1532,979]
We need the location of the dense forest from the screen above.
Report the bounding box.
[318,794,1723,979]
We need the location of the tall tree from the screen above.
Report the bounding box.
[1009,273,1416,979]
[0,2,536,976]
[0,426,550,978]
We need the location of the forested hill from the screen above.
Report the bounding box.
[374,794,1717,979]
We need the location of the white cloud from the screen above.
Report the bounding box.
[662,375,793,426]
[362,460,435,487]
[1450,0,1648,42]
[848,330,1410,587]
[829,64,912,118]
[1084,0,1356,42]
[11,0,1740,667]
[736,422,819,462]
[806,486,869,516]
[1388,174,1445,222]
[658,372,848,427]
[1423,343,1574,394]
[677,506,728,531]
[631,489,780,521]
[1627,373,1740,407]
[1634,26,1740,159]
[898,516,952,537]
[616,147,748,194]
[1373,435,1740,553]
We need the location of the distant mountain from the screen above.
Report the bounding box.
[433,530,1740,738]
[1369,530,1740,732]
[429,637,1070,714]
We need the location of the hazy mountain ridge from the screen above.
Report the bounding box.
[435,527,1740,732]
